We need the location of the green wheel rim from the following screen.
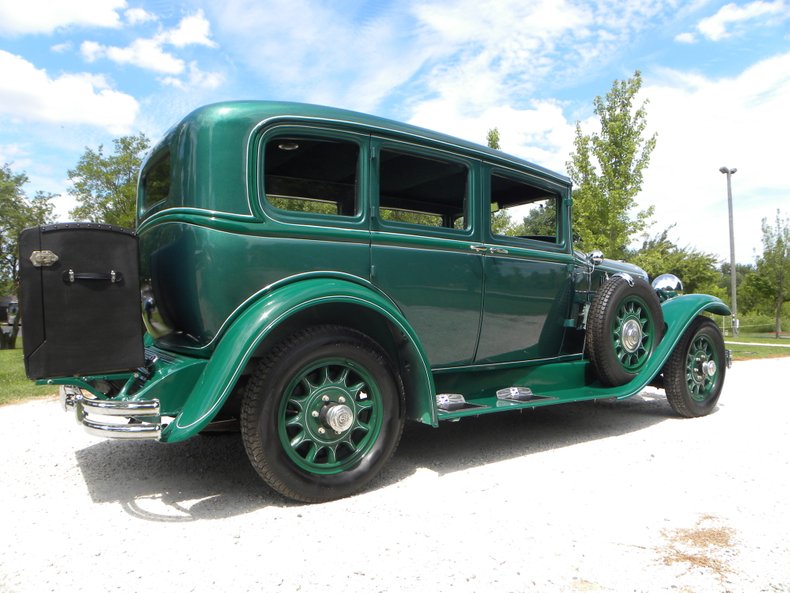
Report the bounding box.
[277,357,383,475]
[685,334,720,401]
[611,295,655,372]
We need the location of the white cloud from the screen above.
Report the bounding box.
[51,41,72,53]
[402,0,684,130]
[162,10,216,48]
[125,7,157,25]
[105,38,185,74]
[212,0,656,115]
[0,144,30,169]
[409,100,575,172]
[674,31,697,43]
[697,0,788,41]
[0,50,138,134]
[79,10,217,76]
[210,0,433,112]
[409,1,587,117]
[639,52,790,263]
[160,62,224,90]
[80,40,104,62]
[0,0,126,35]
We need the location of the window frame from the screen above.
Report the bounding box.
[256,125,369,229]
[485,165,569,253]
[371,137,478,241]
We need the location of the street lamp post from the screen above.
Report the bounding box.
[719,166,738,336]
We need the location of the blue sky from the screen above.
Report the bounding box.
[1,0,788,264]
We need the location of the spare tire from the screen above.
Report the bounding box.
[587,275,664,387]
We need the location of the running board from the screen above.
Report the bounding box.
[436,390,559,421]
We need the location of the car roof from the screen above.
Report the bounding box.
[177,100,571,187]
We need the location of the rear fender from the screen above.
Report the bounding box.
[161,277,435,442]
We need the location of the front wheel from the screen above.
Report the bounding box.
[663,317,726,417]
[241,325,404,503]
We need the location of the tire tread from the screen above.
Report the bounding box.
[664,317,725,418]
[240,325,404,503]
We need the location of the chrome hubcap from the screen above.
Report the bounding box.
[691,353,709,383]
[621,319,643,353]
[323,404,354,433]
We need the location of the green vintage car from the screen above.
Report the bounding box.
[21,101,730,502]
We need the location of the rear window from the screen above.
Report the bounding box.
[141,151,171,213]
[263,136,359,217]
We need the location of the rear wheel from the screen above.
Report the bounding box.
[663,317,726,417]
[241,325,404,503]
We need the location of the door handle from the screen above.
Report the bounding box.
[489,247,509,255]
[470,245,487,253]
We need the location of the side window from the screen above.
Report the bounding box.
[264,136,359,217]
[490,173,559,243]
[379,149,468,230]
[141,150,171,213]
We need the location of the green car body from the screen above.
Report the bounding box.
[37,101,730,501]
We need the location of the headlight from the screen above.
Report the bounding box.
[651,273,684,301]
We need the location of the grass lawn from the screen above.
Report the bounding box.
[725,335,790,360]
[725,334,790,344]
[0,345,57,406]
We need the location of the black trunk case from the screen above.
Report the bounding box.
[20,223,144,379]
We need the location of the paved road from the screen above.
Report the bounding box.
[1,358,789,593]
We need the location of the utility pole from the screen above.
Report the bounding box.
[719,166,738,336]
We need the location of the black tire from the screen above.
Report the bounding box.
[240,325,405,503]
[663,317,726,417]
[587,275,664,387]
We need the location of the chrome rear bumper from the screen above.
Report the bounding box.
[60,385,162,440]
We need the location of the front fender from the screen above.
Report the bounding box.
[609,293,730,398]
[161,277,435,442]
[551,294,730,402]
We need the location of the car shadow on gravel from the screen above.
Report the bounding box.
[74,389,679,521]
[383,390,678,480]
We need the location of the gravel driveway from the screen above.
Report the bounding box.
[2,358,789,593]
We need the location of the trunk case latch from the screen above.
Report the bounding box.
[30,250,59,267]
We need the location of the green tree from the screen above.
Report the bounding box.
[486,128,501,150]
[68,133,150,229]
[515,201,557,237]
[755,210,790,337]
[0,164,54,348]
[629,228,721,295]
[718,262,757,313]
[566,71,657,259]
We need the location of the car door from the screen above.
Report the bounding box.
[475,166,576,365]
[369,138,484,368]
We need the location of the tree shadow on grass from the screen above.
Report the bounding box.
[74,389,679,522]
